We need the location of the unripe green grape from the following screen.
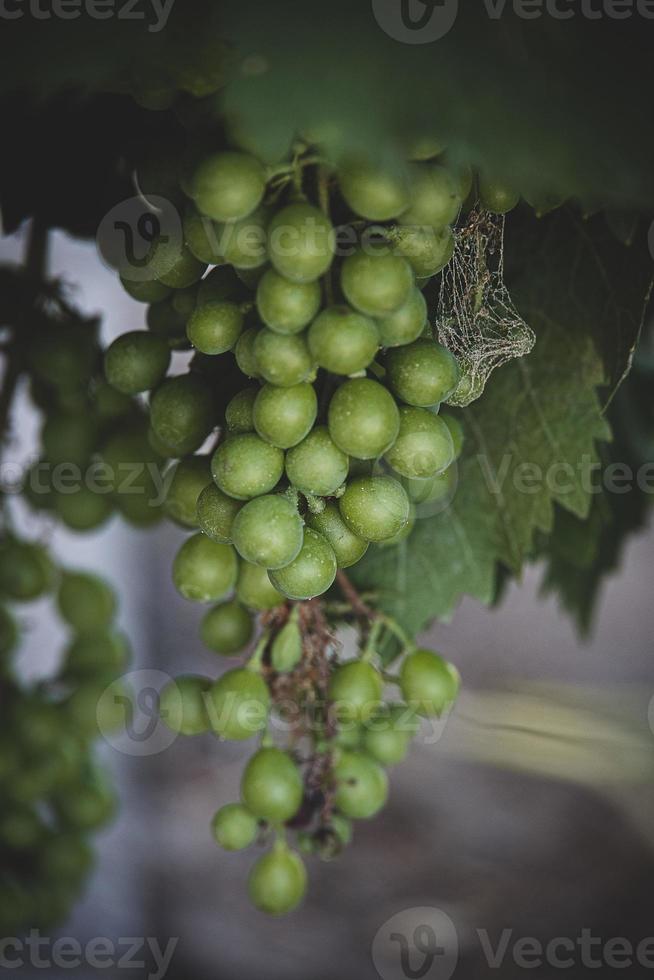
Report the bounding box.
[400,164,461,229]
[186,301,244,355]
[12,699,61,752]
[201,600,253,655]
[54,487,113,532]
[150,374,215,456]
[328,661,383,724]
[308,305,379,375]
[236,560,285,611]
[42,413,97,466]
[226,387,258,433]
[207,667,270,741]
[390,225,455,279]
[63,628,130,676]
[0,605,19,658]
[267,203,335,283]
[306,502,368,568]
[328,379,399,460]
[211,803,258,851]
[362,704,418,766]
[0,540,54,601]
[330,812,353,846]
[0,808,43,849]
[285,427,349,497]
[173,284,197,317]
[159,674,212,735]
[93,380,134,421]
[253,382,317,449]
[212,433,284,500]
[28,322,98,393]
[256,268,321,334]
[172,534,238,602]
[385,339,460,407]
[441,412,464,459]
[183,205,223,264]
[269,528,337,601]
[197,484,243,542]
[163,455,212,527]
[376,506,415,547]
[190,151,267,222]
[399,648,460,717]
[402,465,456,506]
[253,329,313,387]
[104,331,170,395]
[54,780,117,831]
[39,834,93,881]
[334,751,388,820]
[232,495,304,569]
[146,298,186,341]
[384,406,454,479]
[120,275,171,304]
[197,265,244,305]
[270,616,303,673]
[405,134,445,161]
[248,842,307,916]
[478,175,520,214]
[235,327,262,378]
[376,288,427,347]
[341,249,413,317]
[241,747,303,823]
[339,476,410,542]
[523,188,565,217]
[338,161,410,221]
[215,208,269,270]
[149,238,207,290]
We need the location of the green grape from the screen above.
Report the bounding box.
[149,238,207,290]
[328,661,383,724]
[211,803,259,851]
[163,455,212,527]
[362,704,419,766]
[253,329,314,387]
[236,264,269,290]
[327,379,399,460]
[201,601,253,655]
[54,487,113,532]
[285,427,349,497]
[248,842,307,916]
[172,284,199,320]
[150,374,215,456]
[241,747,303,823]
[211,433,284,500]
[270,616,303,672]
[197,484,243,542]
[268,528,337,601]
[232,495,304,569]
[376,505,415,547]
[402,465,456,506]
[384,406,454,479]
[306,502,368,568]
[236,561,285,611]
[478,175,520,214]
[101,429,164,527]
[54,780,116,831]
[339,476,410,542]
[523,188,565,217]
[63,629,130,677]
[159,674,212,735]
[267,203,335,283]
[28,321,98,394]
[376,288,427,347]
[146,297,186,341]
[234,327,262,378]
[39,834,93,881]
[93,380,134,421]
[64,680,121,738]
[338,160,410,221]
[399,648,460,716]
[441,412,464,459]
[256,268,321,335]
[308,305,379,375]
[385,338,460,407]
[207,668,270,740]
[341,249,413,317]
[0,808,43,849]
[12,699,61,752]
[405,134,445,161]
[226,387,258,433]
[190,151,267,222]
[334,751,388,820]
[41,413,97,467]
[104,331,170,395]
[400,164,462,229]
[172,534,238,602]
[0,540,54,601]
[120,275,171,304]
[183,204,223,264]
[197,265,244,305]
[215,207,269,270]
[186,301,244,355]
[253,382,317,449]
[0,604,19,657]
[399,231,449,287]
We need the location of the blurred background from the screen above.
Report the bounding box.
[2,227,654,980]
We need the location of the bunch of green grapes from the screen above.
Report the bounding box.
[0,537,127,932]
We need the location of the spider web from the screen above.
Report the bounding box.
[435,209,535,407]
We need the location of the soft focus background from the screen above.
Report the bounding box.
[3,228,654,980]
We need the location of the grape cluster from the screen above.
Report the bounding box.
[0,537,127,931]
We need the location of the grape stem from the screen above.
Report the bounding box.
[335,570,374,620]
